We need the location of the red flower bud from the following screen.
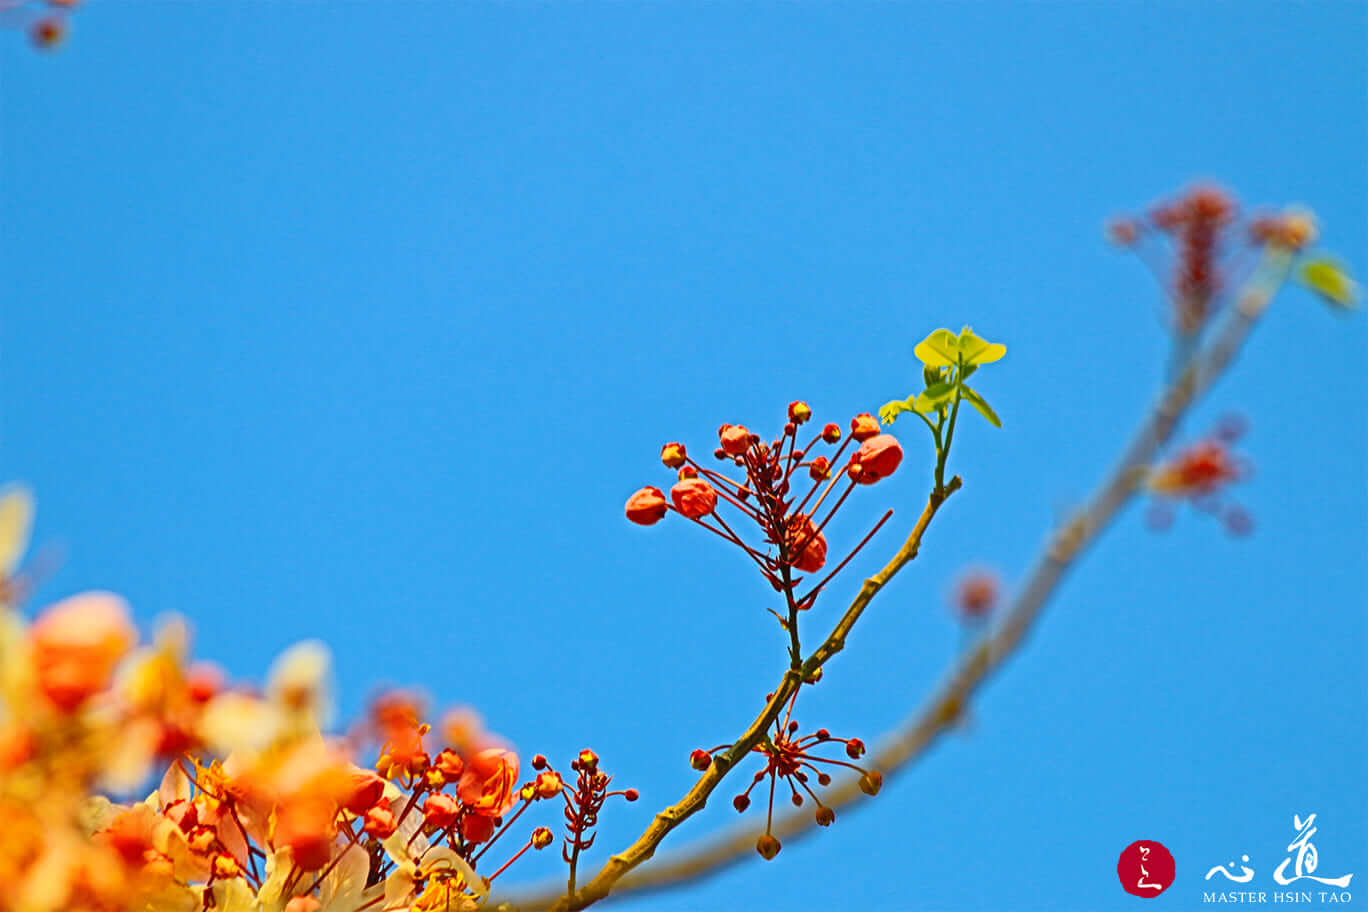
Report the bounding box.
[719,424,751,457]
[461,812,495,844]
[578,749,599,769]
[532,826,554,849]
[733,794,750,812]
[434,748,465,783]
[363,803,398,839]
[851,434,903,484]
[660,442,687,469]
[808,456,830,481]
[535,770,564,799]
[624,788,639,801]
[850,413,880,441]
[670,478,717,519]
[422,793,459,829]
[845,737,865,759]
[783,514,827,573]
[821,423,841,443]
[342,768,387,815]
[815,806,835,826]
[689,749,712,771]
[788,401,812,424]
[625,486,668,525]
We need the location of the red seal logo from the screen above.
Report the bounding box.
[1117,840,1175,898]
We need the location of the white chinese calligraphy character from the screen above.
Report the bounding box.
[1205,854,1254,883]
[1272,813,1353,888]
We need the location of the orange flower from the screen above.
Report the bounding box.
[669,478,717,519]
[718,424,751,457]
[457,748,519,818]
[422,793,459,829]
[850,413,880,442]
[30,591,136,712]
[660,442,687,469]
[624,486,668,525]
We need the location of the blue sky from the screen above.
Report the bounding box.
[2,3,1364,910]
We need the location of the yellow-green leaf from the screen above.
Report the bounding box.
[914,382,956,413]
[879,397,918,425]
[1300,257,1359,309]
[914,329,959,367]
[956,327,1007,365]
[961,385,1002,428]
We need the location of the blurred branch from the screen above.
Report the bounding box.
[501,255,1291,909]
[498,481,962,912]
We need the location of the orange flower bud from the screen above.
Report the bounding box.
[756,834,781,860]
[461,812,496,844]
[851,434,903,484]
[677,465,698,480]
[457,748,519,818]
[788,401,812,424]
[434,748,465,783]
[859,770,883,796]
[808,456,830,481]
[577,748,599,769]
[669,478,717,519]
[535,770,564,799]
[625,486,668,525]
[362,803,398,839]
[850,413,880,442]
[532,826,554,849]
[285,899,323,912]
[660,442,687,469]
[783,514,827,573]
[821,423,841,443]
[718,424,751,456]
[30,591,136,712]
[815,806,835,827]
[422,793,459,829]
[342,768,387,815]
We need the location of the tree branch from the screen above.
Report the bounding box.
[506,260,1289,908]
[499,479,962,911]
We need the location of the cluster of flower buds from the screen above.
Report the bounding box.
[2,0,80,49]
[626,403,903,618]
[558,749,638,876]
[1145,417,1253,536]
[690,690,881,860]
[1108,184,1247,335]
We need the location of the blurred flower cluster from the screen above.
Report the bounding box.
[0,485,629,912]
[1,0,78,49]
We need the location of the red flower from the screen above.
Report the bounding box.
[783,515,827,573]
[851,434,903,484]
[670,478,718,519]
[624,486,668,525]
